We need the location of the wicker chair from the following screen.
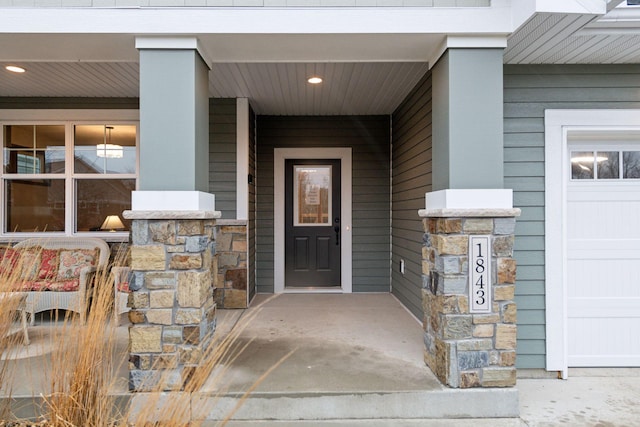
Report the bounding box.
[111,266,131,326]
[13,237,110,325]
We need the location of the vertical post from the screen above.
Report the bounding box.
[431,48,504,190]
[124,211,220,391]
[420,189,520,388]
[137,37,210,192]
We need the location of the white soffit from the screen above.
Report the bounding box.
[506,2,640,64]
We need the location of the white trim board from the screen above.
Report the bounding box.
[236,98,250,220]
[544,109,640,379]
[274,147,352,294]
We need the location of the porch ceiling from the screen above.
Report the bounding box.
[4,3,640,113]
[0,33,434,116]
[0,59,429,115]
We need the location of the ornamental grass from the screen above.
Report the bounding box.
[0,243,291,426]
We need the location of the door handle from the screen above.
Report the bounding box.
[334,217,340,246]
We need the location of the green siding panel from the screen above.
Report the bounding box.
[504,63,640,370]
[391,70,432,320]
[209,98,237,219]
[0,97,139,109]
[255,116,391,294]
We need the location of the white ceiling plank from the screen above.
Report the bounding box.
[505,14,561,63]
[513,14,595,64]
[561,34,611,63]
[578,35,627,63]
[601,35,640,63]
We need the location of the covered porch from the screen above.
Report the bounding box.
[2,293,518,423]
[0,3,526,417]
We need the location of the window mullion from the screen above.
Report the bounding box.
[66,122,74,236]
[619,151,624,180]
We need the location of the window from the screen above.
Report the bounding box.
[1,119,138,238]
[570,149,640,181]
[293,165,331,226]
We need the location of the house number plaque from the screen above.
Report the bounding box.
[469,235,492,313]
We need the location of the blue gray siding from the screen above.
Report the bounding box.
[209,98,237,219]
[248,104,257,301]
[0,97,138,109]
[255,116,391,293]
[391,70,432,319]
[504,64,640,369]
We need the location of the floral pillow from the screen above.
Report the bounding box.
[57,249,98,280]
[18,249,41,280]
[38,249,60,280]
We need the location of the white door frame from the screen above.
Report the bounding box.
[545,109,640,378]
[274,147,352,293]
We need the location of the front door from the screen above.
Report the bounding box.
[285,159,341,287]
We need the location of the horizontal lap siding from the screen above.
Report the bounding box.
[209,99,237,219]
[391,70,432,319]
[504,64,640,369]
[256,116,391,293]
[0,98,139,109]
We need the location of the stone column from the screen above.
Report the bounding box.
[420,189,520,388]
[213,220,248,309]
[123,210,219,392]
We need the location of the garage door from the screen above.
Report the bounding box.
[567,148,640,367]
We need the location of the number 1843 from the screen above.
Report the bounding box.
[469,235,491,313]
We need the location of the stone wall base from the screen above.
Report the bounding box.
[213,220,248,309]
[123,211,219,392]
[421,213,519,388]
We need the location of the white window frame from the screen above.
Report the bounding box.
[0,109,139,242]
[544,109,640,378]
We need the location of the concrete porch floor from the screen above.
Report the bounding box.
[1,293,520,423]
[195,293,519,422]
[3,293,640,425]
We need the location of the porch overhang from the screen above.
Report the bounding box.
[2,1,639,115]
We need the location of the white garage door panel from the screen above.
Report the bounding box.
[567,200,640,239]
[567,169,640,367]
[568,255,640,299]
[568,317,640,367]
[568,187,640,202]
[568,240,640,259]
[568,298,640,318]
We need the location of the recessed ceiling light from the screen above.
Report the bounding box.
[307,76,323,84]
[6,65,26,73]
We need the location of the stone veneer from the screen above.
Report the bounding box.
[420,209,520,388]
[213,220,248,309]
[122,210,218,392]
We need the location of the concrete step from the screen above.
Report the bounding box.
[214,420,526,427]
[190,388,520,421]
